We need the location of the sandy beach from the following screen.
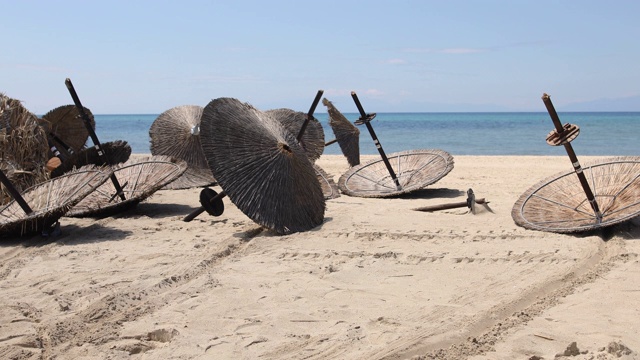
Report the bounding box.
[1,154,638,360]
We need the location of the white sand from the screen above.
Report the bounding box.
[1,155,638,359]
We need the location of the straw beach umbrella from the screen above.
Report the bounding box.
[512,93,640,233]
[0,93,49,205]
[66,156,187,218]
[338,92,454,198]
[265,108,325,162]
[0,165,110,237]
[512,157,640,233]
[40,104,94,156]
[50,140,132,178]
[149,105,216,189]
[339,149,454,198]
[197,97,325,235]
[322,98,360,167]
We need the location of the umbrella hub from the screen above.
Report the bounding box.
[190,125,200,136]
[278,142,293,155]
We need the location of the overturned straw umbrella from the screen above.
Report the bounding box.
[338,92,454,198]
[66,155,187,218]
[40,104,94,157]
[339,149,454,198]
[512,93,640,233]
[50,140,132,178]
[322,98,360,167]
[149,105,216,189]
[0,165,110,237]
[266,108,325,162]
[197,97,325,235]
[512,157,640,233]
[0,93,49,205]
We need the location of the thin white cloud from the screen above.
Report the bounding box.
[402,47,488,54]
[438,48,487,54]
[385,58,408,65]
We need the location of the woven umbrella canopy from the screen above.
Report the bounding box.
[66,155,187,218]
[338,149,454,198]
[198,97,325,235]
[0,165,110,237]
[40,104,95,156]
[149,105,216,189]
[314,164,340,200]
[512,157,640,233]
[322,98,360,167]
[338,92,454,198]
[0,94,49,205]
[265,108,325,162]
[50,140,132,178]
[512,93,640,233]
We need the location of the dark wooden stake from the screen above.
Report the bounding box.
[0,169,33,215]
[65,78,126,201]
[296,90,323,141]
[351,91,401,190]
[542,93,602,222]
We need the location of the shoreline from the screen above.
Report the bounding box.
[1,155,638,359]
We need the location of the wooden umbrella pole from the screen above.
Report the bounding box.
[414,198,488,212]
[351,91,401,190]
[183,190,227,222]
[65,78,126,201]
[296,90,324,141]
[542,94,602,222]
[0,169,33,215]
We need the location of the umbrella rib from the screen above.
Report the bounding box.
[596,173,639,217]
[530,193,595,217]
[45,182,54,211]
[130,164,144,195]
[405,155,440,185]
[352,172,398,190]
[527,215,596,226]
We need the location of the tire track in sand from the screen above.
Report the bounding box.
[13,224,264,358]
[387,236,629,360]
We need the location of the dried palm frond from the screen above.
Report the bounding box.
[200,97,325,235]
[65,155,187,218]
[0,94,49,205]
[50,140,131,178]
[512,156,640,233]
[0,165,110,237]
[266,108,325,162]
[149,105,216,189]
[322,98,360,167]
[338,149,454,198]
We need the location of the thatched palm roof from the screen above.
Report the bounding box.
[40,104,95,156]
[0,94,49,205]
[199,97,325,235]
[149,105,216,189]
[322,98,360,167]
[266,108,325,162]
[0,165,110,237]
[66,156,187,218]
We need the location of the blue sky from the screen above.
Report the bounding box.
[2,0,639,114]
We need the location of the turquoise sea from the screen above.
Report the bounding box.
[94,112,639,156]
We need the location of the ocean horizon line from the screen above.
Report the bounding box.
[91,110,640,116]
